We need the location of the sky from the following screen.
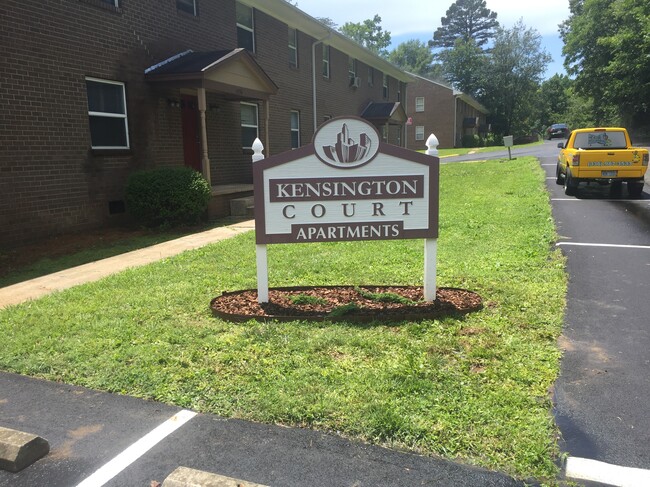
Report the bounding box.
[293,0,570,79]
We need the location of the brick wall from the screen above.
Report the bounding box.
[406,78,456,150]
[1,0,406,247]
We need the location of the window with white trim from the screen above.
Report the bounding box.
[415,97,425,112]
[236,2,255,52]
[382,73,389,99]
[348,57,357,81]
[322,45,330,78]
[176,0,197,16]
[290,110,300,149]
[415,126,425,141]
[240,102,258,150]
[288,27,298,67]
[86,78,129,149]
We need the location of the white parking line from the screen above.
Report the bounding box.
[566,456,650,487]
[541,163,556,166]
[75,409,197,487]
[551,198,648,202]
[557,242,650,249]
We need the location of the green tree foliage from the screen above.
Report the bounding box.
[436,38,486,97]
[316,17,338,29]
[430,0,499,48]
[481,21,551,136]
[560,0,650,127]
[339,14,391,56]
[537,74,573,129]
[386,40,436,76]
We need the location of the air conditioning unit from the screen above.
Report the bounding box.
[350,76,361,88]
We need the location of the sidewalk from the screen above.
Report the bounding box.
[0,219,255,309]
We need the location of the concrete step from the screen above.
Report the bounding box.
[230,196,254,217]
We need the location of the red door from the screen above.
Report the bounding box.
[181,95,202,172]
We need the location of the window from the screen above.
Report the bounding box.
[368,67,374,87]
[415,97,425,112]
[176,0,197,16]
[86,78,129,149]
[100,0,119,6]
[382,73,389,99]
[288,28,298,67]
[322,45,330,78]
[290,111,300,149]
[415,126,425,141]
[348,57,357,81]
[241,102,258,149]
[236,2,255,52]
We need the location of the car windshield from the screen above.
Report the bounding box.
[573,131,628,150]
[552,124,567,129]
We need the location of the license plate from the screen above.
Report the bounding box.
[602,170,617,177]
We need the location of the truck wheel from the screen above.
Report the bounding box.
[564,170,578,196]
[628,181,644,198]
[555,164,564,185]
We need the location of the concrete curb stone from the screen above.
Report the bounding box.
[0,426,49,473]
[163,466,268,487]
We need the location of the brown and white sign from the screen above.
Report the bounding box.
[253,116,439,245]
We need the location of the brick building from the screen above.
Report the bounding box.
[405,74,488,150]
[0,0,413,246]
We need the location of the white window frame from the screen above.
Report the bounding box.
[86,77,129,150]
[415,97,425,112]
[322,44,330,78]
[288,27,298,67]
[176,0,197,16]
[415,126,425,141]
[240,102,259,150]
[290,110,300,149]
[348,57,357,80]
[236,2,255,53]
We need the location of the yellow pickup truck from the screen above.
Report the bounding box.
[556,127,648,197]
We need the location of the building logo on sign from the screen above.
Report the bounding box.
[253,116,439,245]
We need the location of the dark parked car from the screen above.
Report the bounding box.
[547,123,570,139]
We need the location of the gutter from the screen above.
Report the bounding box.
[312,32,331,132]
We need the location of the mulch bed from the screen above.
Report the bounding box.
[211,286,482,322]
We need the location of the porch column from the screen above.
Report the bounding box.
[197,87,211,183]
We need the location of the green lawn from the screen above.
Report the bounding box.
[436,140,543,158]
[0,157,566,482]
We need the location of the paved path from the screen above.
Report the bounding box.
[0,220,255,308]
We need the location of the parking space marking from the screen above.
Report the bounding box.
[551,198,649,202]
[75,409,197,487]
[541,163,556,166]
[557,242,650,249]
[566,456,650,486]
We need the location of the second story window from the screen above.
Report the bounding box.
[415,97,425,112]
[100,0,119,6]
[348,57,357,81]
[236,2,255,52]
[322,45,330,78]
[288,28,298,67]
[382,73,389,99]
[368,67,374,87]
[176,0,197,16]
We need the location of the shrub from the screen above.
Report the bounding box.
[126,166,211,227]
[462,134,481,148]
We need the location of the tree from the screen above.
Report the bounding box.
[436,38,486,97]
[339,14,391,56]
[316,17,338,29]
[537,74,573,129]
[480,21,551,136]
[387,40,436,76]
[430,0,499,49]
[560,0,650,127]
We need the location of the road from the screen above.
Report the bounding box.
[445,140,650,479]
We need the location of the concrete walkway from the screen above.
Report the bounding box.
[0,220,255,309]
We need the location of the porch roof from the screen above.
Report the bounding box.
[360,102,407,125]
[145,49,278,100]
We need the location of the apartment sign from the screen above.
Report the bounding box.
[253,116,439,245]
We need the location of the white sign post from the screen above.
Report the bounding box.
[253,117,440,303]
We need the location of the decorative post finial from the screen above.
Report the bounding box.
[252,138,264,163]
[425,133,439,157]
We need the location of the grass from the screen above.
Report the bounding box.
[0,157,566,482]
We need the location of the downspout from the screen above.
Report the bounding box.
[403,82,408,148]
[312,32,331,133]
[454,95,458,148]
